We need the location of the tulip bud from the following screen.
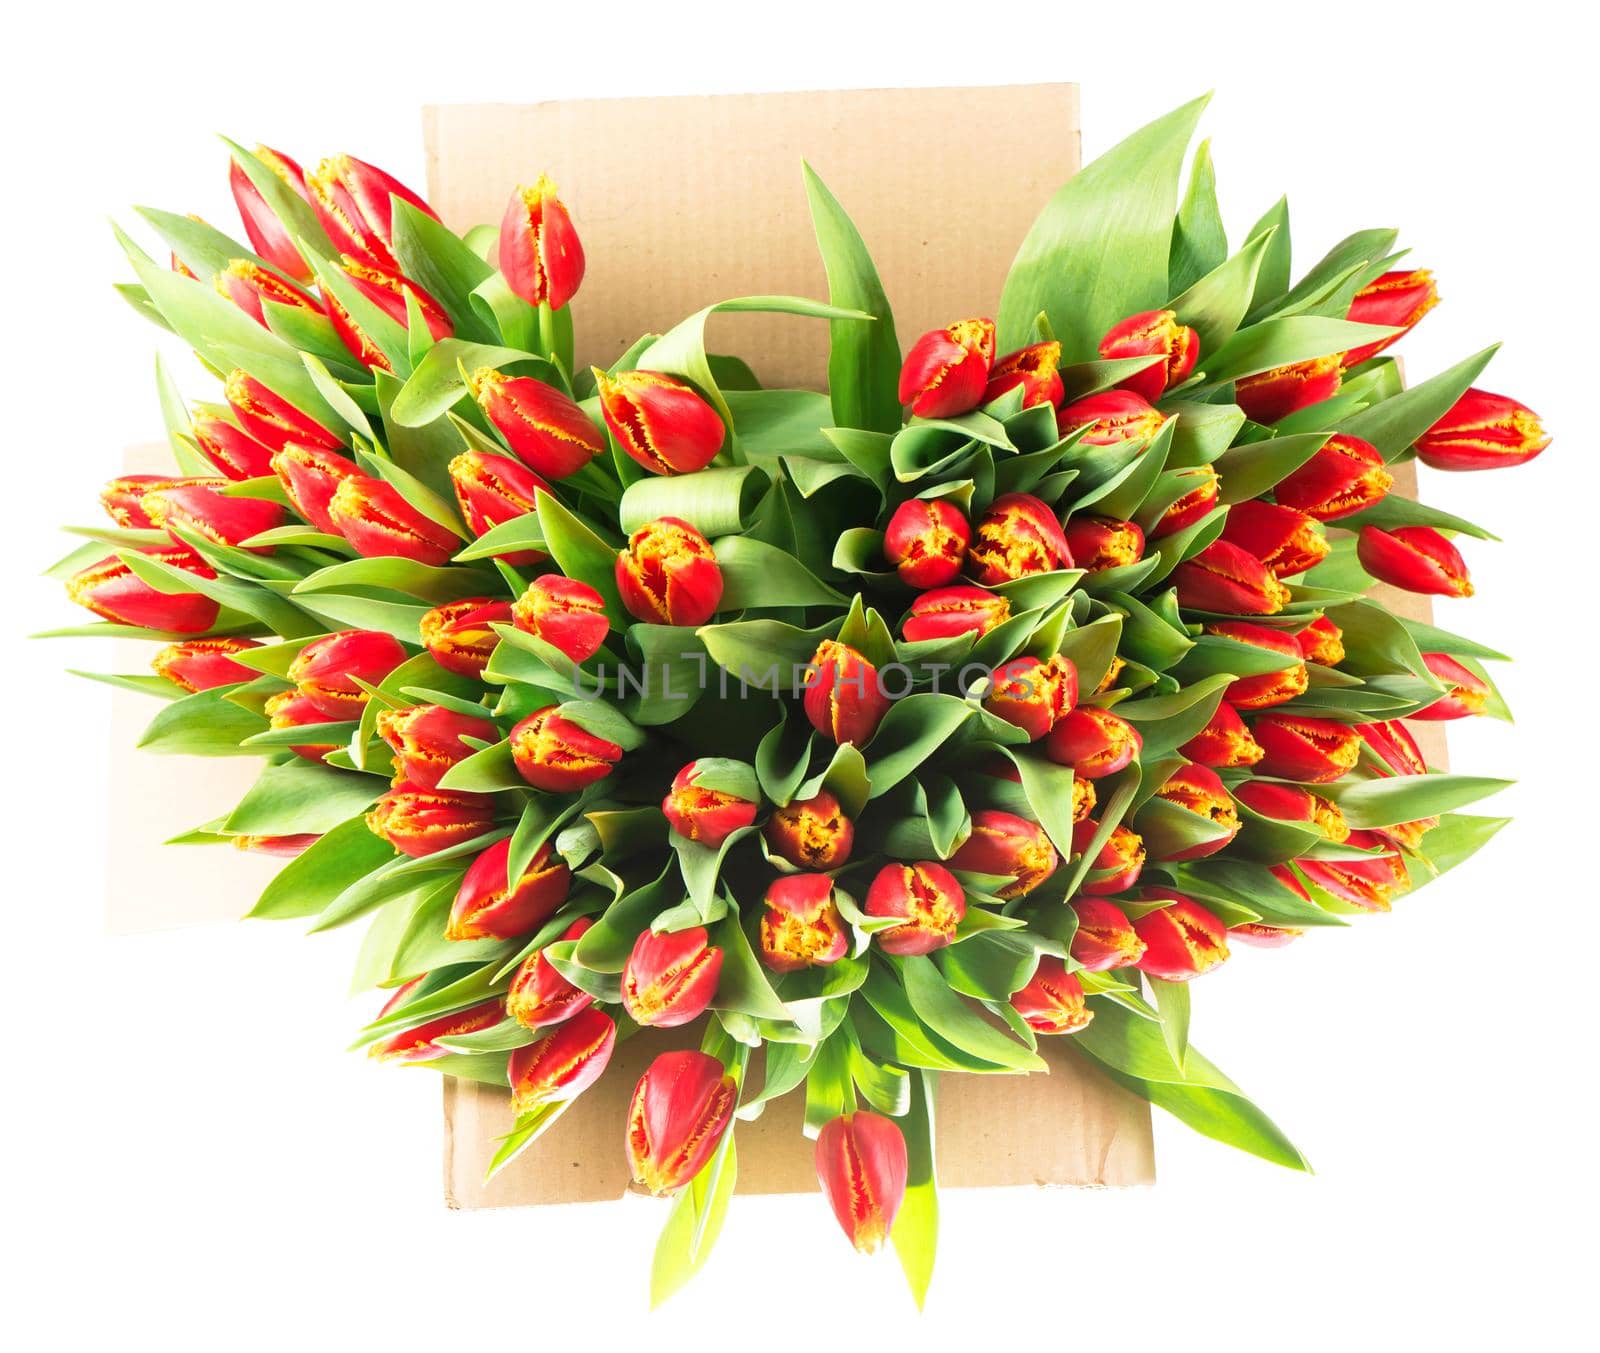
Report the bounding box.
[1010,957,1093,1034]
[152,637,260,692]
[420,597,513,679]
[328,475,460,566]
[1251,712,1363,783]
[101,474,220,528]
[225,369,342,453]
[1272,434,1393,522]
[369,997,505,1062]
[950,809,1058,898]
[214,258,319,327]
[1097,308,1200,401]
[1073,776,1097,822]
[1357,719,1429,776]
[467,369,605,480]
[967,492,1073,584]
[1357,525,1473,598]
[1069,897,1145,971]
[510,706,623,793]
[448,837,572,941]
[627,1050,737,1194]
[898,318,996,418]
[1133,892,1230,980]
[507,918,596,1030]
[1045,705,1142,778]
[512,575,609,663]
[1344,269,1439,366]
[1057,389,1167,445]
[883,497,972,589]
[1415,388,1550,471]
[982,654,1078,741]
[1150,465,1220,539]
[864,860,965,955]
[367,783,496,858]
[803,640,891,746]
[596,369,725,475]
[1172,539,1291,615]
[264,689,339,762]
[901,585,1011,643]
[1297,830,1410,911]
[509,1007,616,1113]
[1229,921,1303,948]
[759,873,850,972]
[66,548,219,634]
[229,144,315,282]
[1074,819,1146,895]
[1179,700,1264,768]
[1368,817,1437,852]
[142,483,286,551]
[984,340,1064,408]
[498,176,585,311]
[192,410,276,480]
[1235,355,1342,424]
[662,760,759,848]
[1295,615,1344,666]
[1063,515,1145,572]
[1219,499,1330,577]
[622,925,723,1028]
[306,153,437,273]
[815,1112,908,1253]
[448,451,549,564]
[764,791,855,869]
[1412,653,1490,720]
[377,703,497,790]
[1233,780,1350,842]
[288,629,408,719]
[324,257,453,370]
[615,517,723,626]
[1206,620,1309,709]
[271,445,361,533]
[233,833,320,857]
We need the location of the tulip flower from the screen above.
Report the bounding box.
[596,369,725,475]
[288,630,408,719]
[510,705,623,792]
[1235,355,1342,424]
[1357,719,1429,776]
[1233,779,1350,842]
[1269,864,1313,902]
[1412,653,1490,720]
[1219,499,1330,577]
[1357,525,1473,598]
[225,369,342,453]
[1097,308,1200,401]
[662,760,759,848]
[1150,465,1220,539]
[214,258,319,327]
[622,925,723,1028]
[1072,776,1097,822]
[507,918,596,1030]
[306,153,437,273]
[864,860,965,955]
[1272,434,1393,521]
[982,654,1077,741]
[967,492,1074,584]
[1415,388,1550,471]
[152,636,260,692]
[815,1112,908,1253]
[192,411,275,481]
[763,790,855,869]
[264,689,339,761]
[420,597,514,678]
[1010,958,1093,1034]
[1229,922,1303,948]
[983,340,1064,408]
[1045,704,1142,777]
[498,176,585,311]
[1179,700,1264,768]
[1368,817,1437,852]
[328,475,460,566]
[1297,830,1410,911]
[1172,539,1291,614]
[1063,515,1145,572]
[1251,712,1363,783]
[100,474,218,528]
[1057,389,1167,445]
[1206,620,1309,709]
[271,445,361,533]
[950,809,1058,898]
[1133,892,1230,980]
[615,517,723,626]
[1068,897,1145,971]
[1344,269,1439,366]
[509,1007,616,1113]
[66,548,219,633]
[1074,820,1147,895]
[883,496,972,589]
[233,833,321,857]
[366,783,496,858]
[369,997,505,1063]
[512,575,609,663]
[1295,615,1345,666]
[901,585,1011,642]
[758,874,850,972]
[324,257,453,370]
[376,703,498,790]
[467,369,604,480]
[627,1050,737,1195]
[141,484,286,551]
[447,838,572,941]
[898,318,996,418]
[448,451,549,564]
[229,144,315,282]
[803,640,891,745]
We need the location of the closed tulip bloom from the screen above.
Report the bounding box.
[967,492,1073,583]
[1063,515,1145,572]
[229,144,315,282]
[1251,712,1363,783]
[1172,539,1291,614]
[1357,525,1473,597]
[1068,897,1145,971]
[764,790,855,869]
[864,861,966,955]
[1057,389,1167,445]
[627,1050,737,1195]
[1010,958,1093,1034]
[1344,269,1439,366]
[615,517,723,626]
[512,575,609,663]
[369,997,505,1063]
[622,926,723,1028]
[983,654,1077,741]
[815,1113,909,1254]
[1045,704,1142,778]
[366,783,496,858]
[448,451,549,564]
[1179,700,1264,768]
[507,918,595,1030]
[288,630,408,719]
[1233,780,1350,842]
[233,833,320,857]
[950,809,1058,898]
[1412,653,1490,720]
[271,445,361,533]
[509,1007,616,1114]
[983,340,1064,408]
[1357,719,1429,776]
[1206,620,1309,709]
[1297,830,1410,911]
[759,874,850,972]
[324,256,453,370]
[420,597,513,678]
[448,838,572,941]
[901,585,1011,642]
[1150,465,1220,539]
[1098,308,1200,401]
[499,175,585,310]
[1229,921,1303,948]
[510,706,623,792]
[662,760,759,848]
[264,689,340,761]
[214,258,319,327]
[66,548,219,633]
[328,475,460,565]
[883,496,972,589]
[1272,434,1393,521]
[1074,820,1146,895]
[376,703,498,790]
[225,369,342,453]
[1235,355,1342,424]
[1133,892,1230,981]
[898,318,996,418]
[152,637,260,692]
[1072,776,1097,822]
[192,410,276,480]
[1220,499,1329,577]
[100,474,221,528]
[306,153,438,272]
[1415,388,1550,471]
[1295,615,1345,666]
[596,369,725,475]
[468,369,605,480]
[141,484,285,551]
[804,640,891,745]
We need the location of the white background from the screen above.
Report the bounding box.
[5,1,1597,1346]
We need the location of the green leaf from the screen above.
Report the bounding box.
[249,816,398,920]
[865,695,974,799]
[1168,227,1275,356]
[650,1129,738,1307]
[1242,197,1291,314]
[1147,975,1191,1071]
[713,535,845,609]
[619,465,768,538]
[899,956,1045,1071]
[1320,773,1511,829]
[224,761,384,836]
[890,1070,939,1309]
[138,685,267,755]
[1199,316,1394,388]
[533,489,624,618]
[1168,139,1227,296]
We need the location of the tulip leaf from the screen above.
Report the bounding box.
[224,760,385,836]
[1336,493,1498,543]
[1168,138,1227,296]
[1212,431,1331,503]
[1241,197,1291,315]
[1198,316,1395,389]
[137,685,267,755]
[898,955,1045,1072]
[389,339,556,428]
[864,695,975,799]
[1268,228,1399,321]
[712,535,847,610]
[389,199,496,342]
[532,488,626,618]
[1168,226,1276,356]
[1147,975,1191,1071]
[486,1101,572,1183]
[650,1125,738,1308]
[710,909,791,1023]
[244,816,402,921]
[1339,345,1500,460]
[888,1068,940,1309]
[619,464,768,538]
[1319,772,1512,829]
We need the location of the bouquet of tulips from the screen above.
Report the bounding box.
[46,96,1547,1305]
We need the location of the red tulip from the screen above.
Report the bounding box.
[507,918,595,1030]
[1297,830,1410,911]
[1219,499,1330,577]
[233,833,320,857]
[366,783,496,858]
[1172,539,1291,615]
[192,410,275,481]
[883,496,972,589]
[758,874,850,972]
[1206,620,1309,709]
[1179,700,1264,768]
[420,597,513,679]
[324,256,452,370]
[509,1007,616,1113]
[1057,389,1167,445]
[264,689,340,761]
[1098,308,1199,401]
[596,369,725,475]
[498,176,585,311]
[967,492,1073,584]
[1235,355,1342,424]
[512,575,608,663]
[1062,515,1145,572]
[898,318,996,418]
[510,706,622,792]
[1233,780,1350,842]
[1295,615,1345,666]
[1068,897,1145,971]
[622,925,723,1028]
[376,703,497,789]
[950,809,1058,898]
[213,259,318,330]
[864,861,965,955]
[1357,719,1429,776]
[447,837,572,941]
[448,451,549,564]
[229,144,315,282]
[1251,712,1363,783]
[1344,269,1439,366]
[901,585,1011,643]
[815,1113,908,1253]
[1415,388,1550,471]
[615,517,723,626]
[1229,921,1303,948]
[1074,819,1146,895]
[803,640,890,745]
[306,153,437,273]
[468,369,604,480]
[1413,653,1490,720]
[763,791,855,870]
[152,637,260,692]
[662,760,759,848]
[1357,525,1473,597]
[983,340,1064,408]
[1010,958,1093,1034]
[627,1050,736,1194]
[1133,892,1230,980]
[983,654,1077,741]
[271,445,361,533]
[1272,434,1393,522]
[288,629,408,719]
[141,484,285,551]
[225,369,342,453]
[1150,465,1220,539]
[1045,705,1142,778]
[1149,764,1239,860]
[369,997,504,1063]
[100,474,221,529]
[328,475,460,566]
[66,547,219,634]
